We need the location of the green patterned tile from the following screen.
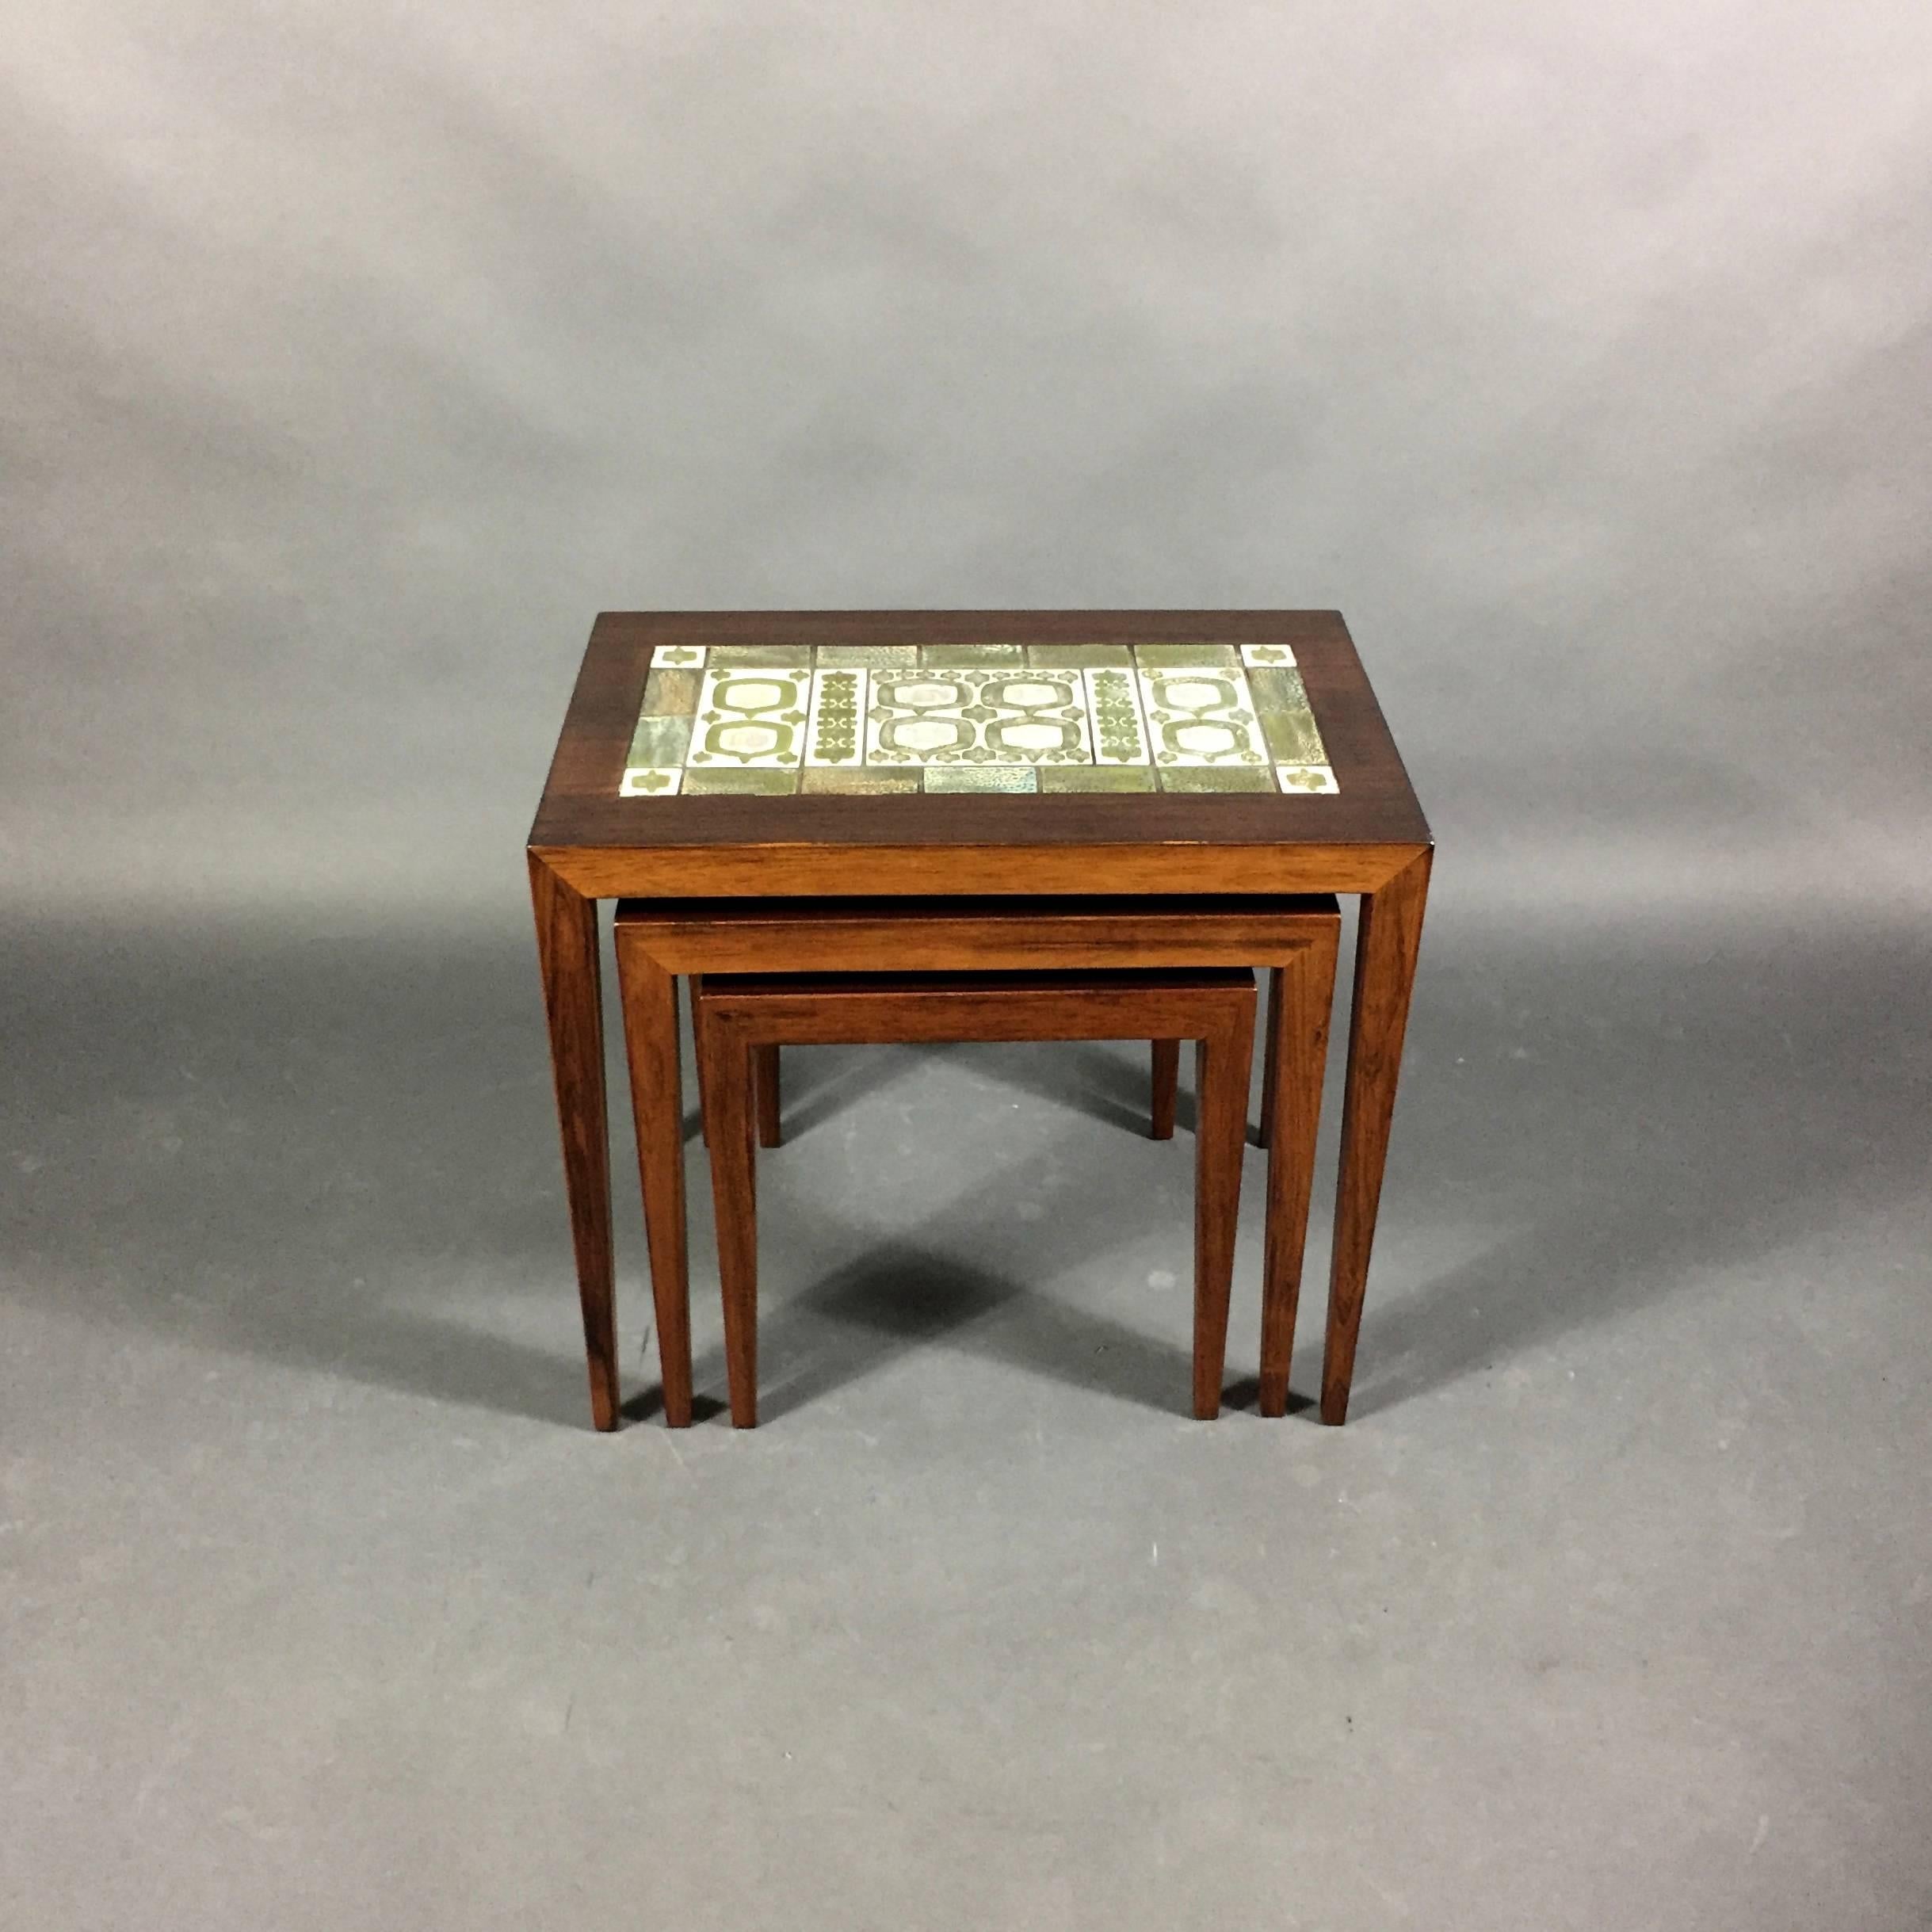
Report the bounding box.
[818,644,918,666]
[802,767,920,794]
[1132,643,1240,668]
[804,667,867,766]
[624,713,692,767]
[1157,766,1273,792]
[1041,765,1155,792]
[709,644,814,666]
[1026,643,1133,667]
[1250,668,1328,765]
[921,644,1025,664]
[1083,666,1151,764]
[682,768,800,795]
[922,766,1038,793]
[1259,708,1327,765]
[641,667,701,716]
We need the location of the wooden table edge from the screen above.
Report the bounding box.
[528,838,1433,899]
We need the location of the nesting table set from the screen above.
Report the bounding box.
[529,612,1431,1431]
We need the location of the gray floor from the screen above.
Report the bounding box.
[3,899,1928,1930]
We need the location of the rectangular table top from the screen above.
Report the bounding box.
[531,612,1430,898]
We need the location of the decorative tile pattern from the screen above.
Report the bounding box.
[1137,666,1270,770]
[1275,763,1339,794]
[1240,642,1297,669]
[804,667,868,766]
[620,766,683,797]
[687,666,811,769]
[866,669,1091,767]
[620,644,1336,797]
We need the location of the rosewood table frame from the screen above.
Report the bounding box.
[694,968,1259,1429]
[529,611,1432,1431]
[613,895,1340,1427]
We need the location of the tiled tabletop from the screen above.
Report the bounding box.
[618,641,1337,800]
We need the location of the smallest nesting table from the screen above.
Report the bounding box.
[530,612,1432,1430]
[692,966,1261,1426]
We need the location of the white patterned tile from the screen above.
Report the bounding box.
[651,643,708,668]
[1137,667,1270,769]
[687,666,810,768]
[866,666,1090,767]
[620,766,683,797]
[1240,642,1297,670]
[1275,763,1339,794]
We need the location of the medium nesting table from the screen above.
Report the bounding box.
[529,611,1432,1430]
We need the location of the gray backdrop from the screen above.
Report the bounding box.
[5,5,1929,1928]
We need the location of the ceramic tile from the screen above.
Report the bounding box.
[687,666,811,768]
[1027,643,1133,667]
[620,766,683,797]
[1274,763,1339,794]
[801,767,920,793]
[1158,766,1273,792]
[1133,643,1240,668]
[710,644,814,666]
[867,667,1090,767]
[1250,667,1329,766]
[1083,666,1151,765]
[1138,667,1270,769]
[624,713,692,768]
[616,643,1338,797]
[640,667,701,716]
[818,645,919,666]
[804,666,868,766]
[682,769,800,794]
[922,765,1038,792]
[1042,766,1155,792]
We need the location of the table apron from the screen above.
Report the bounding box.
[537,842,1425,899]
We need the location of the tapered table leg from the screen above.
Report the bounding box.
[1149,1039,1179,1140]
[1258,933,1339,1416]
[1191,1003,1255,1419]
[617,948,693,1426]
[754,1044,782,1147]
[529,854,619,1431]
[1323,850,1431,1423]
[1255,967,1284,1147]
[700,1017,761,1427]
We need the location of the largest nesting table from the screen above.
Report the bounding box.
[529,611,1432,1431]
